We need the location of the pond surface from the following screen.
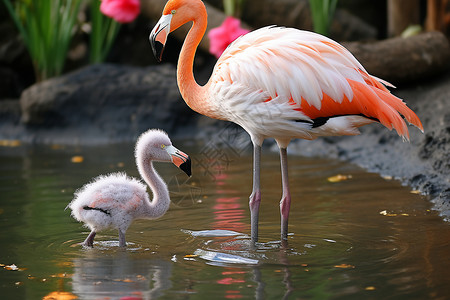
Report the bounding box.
[0,139,449,299]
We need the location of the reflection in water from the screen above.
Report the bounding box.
[1,144,450,299]
[71,251,172,300]
[42,279,77,300]
[212,173,247,234]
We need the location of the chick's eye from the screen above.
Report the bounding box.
[171,9,176,14]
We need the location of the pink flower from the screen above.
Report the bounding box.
[208,16,250,58]
[100,0,140,24]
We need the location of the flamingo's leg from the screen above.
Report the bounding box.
[118,229,126,248]
[279,147,291,241]
[83,230,96,247]
[249,143,262,243]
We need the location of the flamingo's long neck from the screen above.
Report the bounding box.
[177,4,217,118]
[138,161,170,219]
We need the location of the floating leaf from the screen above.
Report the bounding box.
[71,156,84,163]
[410,190,421,194]
[365,286,376,291]
[4,264,22,271]
[379,210,397,217]
[184,254,198,258]
[334,264,355,269]
[136,275,146,281]
[50,273,71,278]
[42,291,78,300]
[56,261,74,268]
[380,210,409,217]
[327,174,352,183]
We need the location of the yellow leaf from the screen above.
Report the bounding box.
[334,264,355,269]
[410,190,421,194]
[50,273,71,278]
[184,254,198,258]
[365,286,376,291]
[71,156,84,163]
[379,210,397,217]
[327,174,352,183]
[56,261,74,268]
[380,210,409,217]
[42,291,78,300]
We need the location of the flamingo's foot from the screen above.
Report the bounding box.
[280,194,291,241]
[249,190,261,244]
[82,231,96,248]
[118,230,127,248]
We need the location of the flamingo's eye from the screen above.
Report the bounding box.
[171,10,176,15]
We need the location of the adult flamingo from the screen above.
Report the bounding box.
[67,129,191,247]
[149,0,423,243]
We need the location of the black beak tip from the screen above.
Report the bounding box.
[150,39,164,63]
[180,157,192,177]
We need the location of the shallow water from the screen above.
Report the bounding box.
[0,140,449,299]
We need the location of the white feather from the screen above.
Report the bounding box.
[209,26,371,143]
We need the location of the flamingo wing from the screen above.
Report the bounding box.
[209,26,423,141]
[73,173,147,215]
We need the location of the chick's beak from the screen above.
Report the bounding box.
[165,145,192,177]
[149,14,172,62]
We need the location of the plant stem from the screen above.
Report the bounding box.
[309,0,338,36]
[89,0,120,64]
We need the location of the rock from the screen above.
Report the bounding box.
[18,63,200,144]
[343,31,450,85]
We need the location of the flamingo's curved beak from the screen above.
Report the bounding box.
[165,145,192,177]
[149,14,172,62]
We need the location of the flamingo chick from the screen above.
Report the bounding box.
[67,129,191,248]
[149,0,423,243]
